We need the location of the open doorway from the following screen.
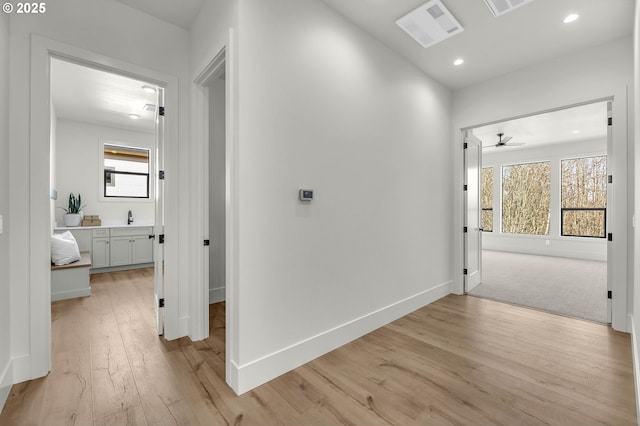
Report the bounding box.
[50,56,165,331]
[194,48,230,385]
[464,101,610,323]
[206,64,227,356]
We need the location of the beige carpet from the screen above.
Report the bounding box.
[469,250,607,323]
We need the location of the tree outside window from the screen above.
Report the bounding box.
[481,167,493,232]
[501,162,551,235]
[561,156,607,238]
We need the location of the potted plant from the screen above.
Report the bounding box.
[59,193,86,227]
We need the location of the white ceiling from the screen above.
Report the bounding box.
[51,58,158,134]
[320,0,634,89]
[53,0,632,138]
[473,101,608,151]
[113,0,204,30]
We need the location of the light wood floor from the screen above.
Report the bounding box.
[0,268,636,425]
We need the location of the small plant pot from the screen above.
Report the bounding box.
[63,213,82,227]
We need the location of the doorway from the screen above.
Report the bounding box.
[463,101,611,323]
[194,48,231,385]
[49,56,166,332]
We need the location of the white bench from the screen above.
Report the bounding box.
[51,251,92,301]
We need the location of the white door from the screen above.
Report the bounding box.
[464,131,482,293]
[606,101,612,324]
[154,87,166,335]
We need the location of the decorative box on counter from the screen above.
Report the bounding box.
[82,215,101,226]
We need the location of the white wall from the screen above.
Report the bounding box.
[0,10,11,410]
[209,79,226,303]
[632,0,640,420]
[50,106,58,232]
[191,0,453,393]
[54,119,155,227]
[482,138,607,261]
[8,0,190,385]
[452,36,634,332]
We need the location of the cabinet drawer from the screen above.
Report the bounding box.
[92,229,109,238]
[110,227,152,237]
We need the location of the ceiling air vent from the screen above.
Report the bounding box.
[483,0,534,17]
[396,0,463,49]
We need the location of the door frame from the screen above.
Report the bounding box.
[193,47,226,342]
[27,35,180,381]
[454,96,627,331]
[191,29,239,392]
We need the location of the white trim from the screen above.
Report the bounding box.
[231,281,452,395]
[209,287,225,304]
[629,314,640,422]
[29,35,183,381]
[0,357,13,410]
[11,354,29,384]
[179,315,190,338]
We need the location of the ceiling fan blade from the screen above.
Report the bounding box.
[501,136,513,144]
[506,142,526,146]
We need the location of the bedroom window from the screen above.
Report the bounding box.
[561,156,607,238]
[501,161,551,235]
[481,167,493,232]
[103,144,150,198]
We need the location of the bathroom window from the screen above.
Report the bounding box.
[103,144,150,198]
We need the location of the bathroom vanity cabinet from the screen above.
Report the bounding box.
[108,228,154,266]
[55,226,153,272]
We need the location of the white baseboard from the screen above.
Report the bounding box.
[629,314,640,423]
[51,288,91,302]
[209,287,225,304]
[0,357,13,412]
[229,280,452,395]
[178,315,190,338]
[11,354,30,384]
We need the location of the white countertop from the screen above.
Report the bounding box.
[55,221,155,231]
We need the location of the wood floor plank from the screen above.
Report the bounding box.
[0,269,635,426]
[0,378,47,426]
[39,349,93,426]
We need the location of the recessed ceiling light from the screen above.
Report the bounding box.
[571,130,580,134]
[454,58,464,66]
[563,14,579,24]
[128,114,140,120]
[141,85,157,94]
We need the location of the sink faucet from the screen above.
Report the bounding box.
[128,210,133,225]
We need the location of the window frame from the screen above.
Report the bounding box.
[500,160,552,236]
[560,155,607,239]
[99,140,154,203]
[481,166,494,232]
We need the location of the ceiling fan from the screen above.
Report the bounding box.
[484,132,525,149]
